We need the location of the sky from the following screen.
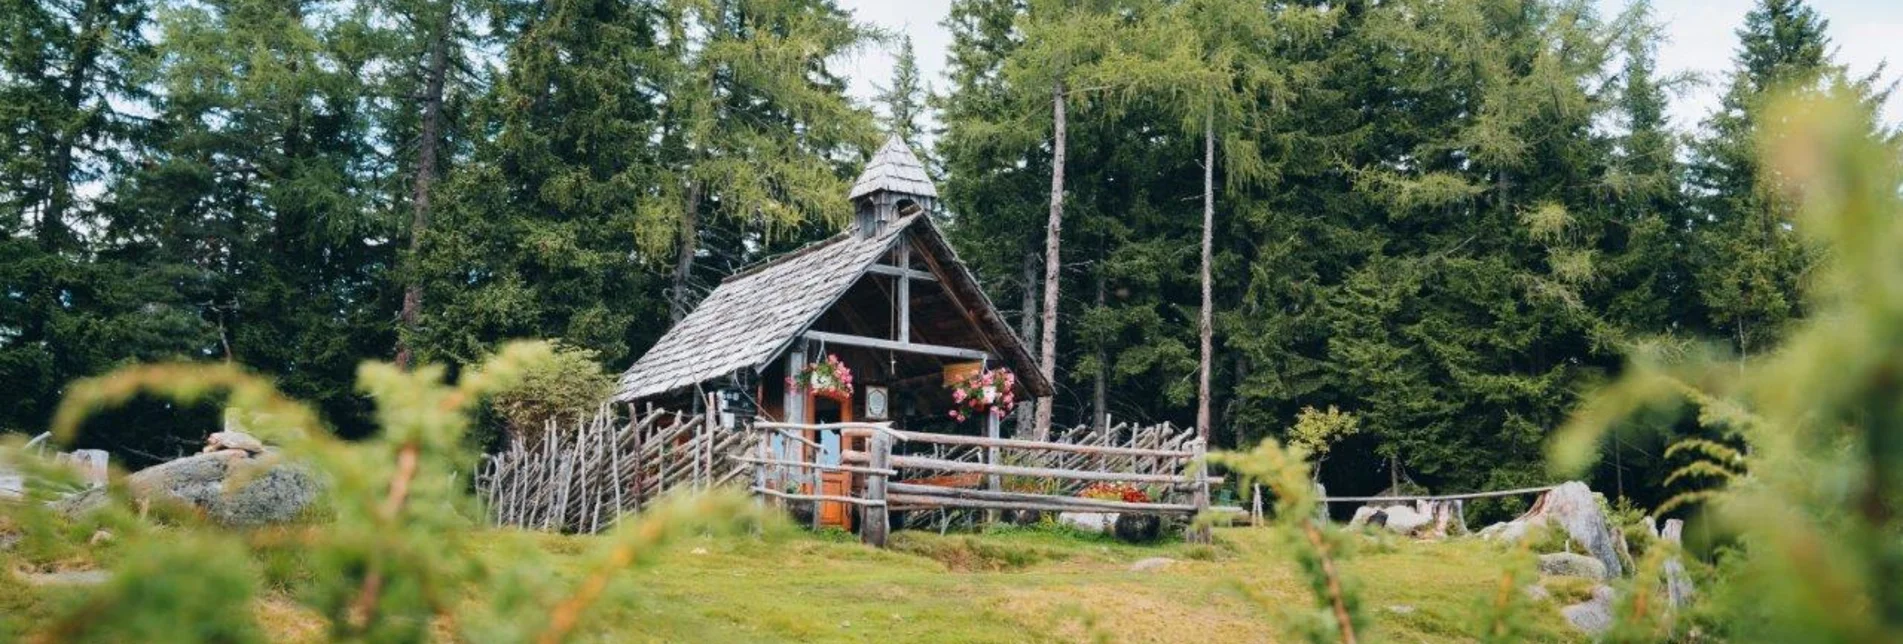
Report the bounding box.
[834,0,1903,137]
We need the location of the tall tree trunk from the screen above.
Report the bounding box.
[1015,252,1038,435]
[1196,112,1215,444]
[670,179,701,322]
[1031,80,1067,442]
[1092,249,1107,431]
[395,1,454,370]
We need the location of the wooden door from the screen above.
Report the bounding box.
[807,393,853,529]
[819,471,850,527]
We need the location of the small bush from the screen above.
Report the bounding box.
[481,341,613,445]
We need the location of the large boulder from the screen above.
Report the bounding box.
[56,449,320,526]
[1478,482,1625,578]
[1538,552,1608,580]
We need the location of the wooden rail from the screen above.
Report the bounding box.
[848,427,1195,459]
[886,455,1204,485]
[745,420,1215,548]
[752,486,886,507]
[1320,485,1558,503]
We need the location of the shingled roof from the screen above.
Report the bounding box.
[849,135,938,200]
[613,212,1050,402]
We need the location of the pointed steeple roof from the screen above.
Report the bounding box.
[849,134,937,200]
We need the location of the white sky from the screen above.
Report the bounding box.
[835,0,1902,137]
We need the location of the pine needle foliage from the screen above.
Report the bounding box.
[4,341,770,642]
[1552,90,1903,640]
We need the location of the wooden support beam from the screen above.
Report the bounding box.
[803,331,991,361]
[897,241,912,343]
[867,263,937,282]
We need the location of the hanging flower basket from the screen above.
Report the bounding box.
[790,353,854,399]
[947,367,1017,422]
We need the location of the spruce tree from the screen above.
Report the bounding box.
[876,35,930,145]
[0,0,161,431]
[122,0,397,434]
[1687,0,1867,359]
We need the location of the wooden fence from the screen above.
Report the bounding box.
[476,411,1229,543]
[474,402,760,533]
[740,421,1221,548]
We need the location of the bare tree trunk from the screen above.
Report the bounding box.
[396,0,453,370]
[1092,248,1107,431]
[1015,252,1038,436]
[670,179,701,322]
[1196,112,1215,444]
[1032,81,1067,442]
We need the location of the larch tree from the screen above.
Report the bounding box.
[1095,0,1310,443]
[379,0,487,369]
[642,0,878,322]
[1006,0,1126,441]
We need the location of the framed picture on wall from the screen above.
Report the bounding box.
[864,386,889,420]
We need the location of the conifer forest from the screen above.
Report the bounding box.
[4,0,1903,641]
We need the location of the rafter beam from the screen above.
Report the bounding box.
[868,264,937,282]
[804,331,991,362]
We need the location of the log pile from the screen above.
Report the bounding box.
[475,404,759,533]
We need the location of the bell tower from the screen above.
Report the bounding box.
[849,135,938,238]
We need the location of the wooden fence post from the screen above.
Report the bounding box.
[985,413,1001,526]
[862,430,890,547]
[1190,438,1212,544]
[752,424,770,507]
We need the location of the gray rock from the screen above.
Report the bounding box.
[1129,557,1176,572]
[1477,482,1625,578]
[55,450,320,526]
[204,431,266,455]
[1522,583,1552,602]
[1347,505,1383,528]
[1562,585,1617,635]
[1541,482,1625,578]
[1381,505,1432,535]
[1349,504,1431,536]
[1539,552,1609,580]
[1660,519,1696,609]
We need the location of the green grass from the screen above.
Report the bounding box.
[516,525,1579,643]
[6,523,1584,642]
